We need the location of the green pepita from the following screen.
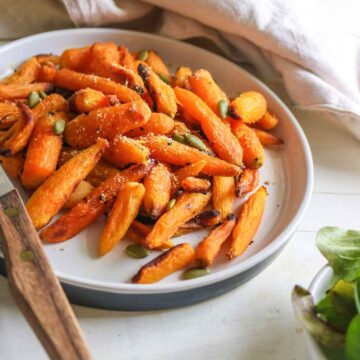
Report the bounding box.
[157,73,170,84]
[167,198,176,211]
[172,133,186,144]
[125,244,151,259]
[38,90,48,99]
[184,133,207,151]
[27,91,41,109]
[218,99,229,119]
[20,249,35,262]
[138,49,149,61]
[53,120,66,135]
[183,267,209,280]
[4,206,19,217]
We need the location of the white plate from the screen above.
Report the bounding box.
[0,28,313,296]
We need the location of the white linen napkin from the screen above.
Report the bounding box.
[2,0,359,139]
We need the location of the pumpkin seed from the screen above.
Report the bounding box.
[167,198,176,211]
[27,91,41,109]
[38,90,48,99]
[53,120,66,135]
[125,244,151,259]
[138,49,148,61]
[4,206,19,217]
[172,133,186,144]
[218,99,229,119]
[183,267,209,280]
[184,133,207,151]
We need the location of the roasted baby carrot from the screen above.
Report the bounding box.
[132,243,195,284]
[228,91,267,123]
[188,69,228,117]
[40,163,152,243]
[0,102,35,156]
[145,191,211,249]
[71,88,110,113]
[254,111,278,130]
[125,113,174,137]
[0,83,53,100]
[60,46,91,71]
[27,138,109,230]
[2,57,40,85]
[144,50,171,84]
[138,62,177,117]
[175,160,207,184]
[174,87,243,165]
[227,186,268,259]
[0,101,19,130]
[32,93,69,121]
[235,168,260,197]
[174,66,192,89]
[196,214,237,266]
[143,162,172,219]
[98,182,145,256]
[231,120,265,168]
[55,68,143,104]
[64,100,151,148]
[142,135,241,177]
[21,111,68,189]
[0,153,24,178]
[104,135,150,168]
[181,177,211,193]
[213,176,236,220]
[37,61,57,82]
[253,128,284,146]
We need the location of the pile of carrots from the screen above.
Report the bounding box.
[0,42,283,284]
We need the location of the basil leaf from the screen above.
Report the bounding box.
[345,314,360,360]
[354,279,360,314]
[292,285,345,348]
[316,280,357,332]
[316,227,360,281]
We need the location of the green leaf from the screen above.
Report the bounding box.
[292,285,345,348]
[316,227,360,281]
[316,280,357,332]
[345,314,360,360]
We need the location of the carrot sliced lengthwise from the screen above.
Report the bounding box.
[27,138,109,230]
[0,83,53,100]
[231,120,265,168]
[98,182,145,256]
[104,135,150,168]
[126,113,175,138]
[196,214,237,266]
[64,100,151,148]
[253,128,284,146]
[143,162,172,219]
[181,176,211,193]
[0,102,35,156]
[174,86,243,166]
[145,191,211,249]
[40,162,152,243]
[213,176,236,220]
[0,101,19,130]
[254,111,278,130]
[21,111,68,189]
[142,135,241,177]
[132,243,195,284]
[235,168,260,197]
[1,57,40,85]
[54,68,143,104]
[137,62,177,118]
[188,69,228,117]
[227,186,268,259]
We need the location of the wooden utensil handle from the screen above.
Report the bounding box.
[0,189,92,360]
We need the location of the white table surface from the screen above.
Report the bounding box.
[1,48,360,360]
